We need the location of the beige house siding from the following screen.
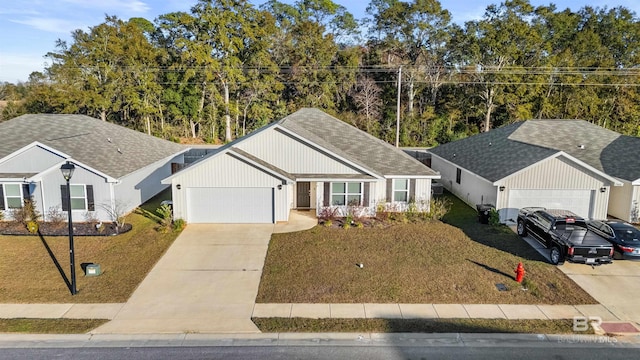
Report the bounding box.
[609,182,634,222]
[238,126,363,175]
[496,156,610,220]
[168,153,289,222]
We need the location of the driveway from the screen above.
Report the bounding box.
[92,223,273,334]
[520,232,640,324]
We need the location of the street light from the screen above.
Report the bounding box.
[60,161,77,295]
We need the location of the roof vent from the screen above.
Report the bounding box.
[117,148,122,154]
[107,137,112,143]
[578,144,585,149]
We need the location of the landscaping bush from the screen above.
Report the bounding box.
[46,207,65,228]
[10,198,41,225]
[156,204,173,233]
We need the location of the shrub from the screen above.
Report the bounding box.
[26,221,39,234]
[10,198,41,225]
[489,208,501,227]
[426,197,451,220]
[156,204,173,233]
[318,207,340,222]
[84,211,99,223]
[323,219,333,227]
[46,207,66,226]
[172,218,186,232]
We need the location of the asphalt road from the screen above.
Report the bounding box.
[1,344,638,360]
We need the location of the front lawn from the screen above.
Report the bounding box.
[256,193,596,304]
[0,189,180,303]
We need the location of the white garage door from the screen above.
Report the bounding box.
[506,189,594,222]
[187,187,274,223]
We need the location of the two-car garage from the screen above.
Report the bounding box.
[186,187,275,223]
[506,189,594,222]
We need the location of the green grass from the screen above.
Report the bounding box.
[256,193,596,305]
[253,318,592,334]
[0,319,108,334]
[0,189,181,303]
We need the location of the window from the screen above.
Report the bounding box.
[393,179,409,202]
[456,168,461,184]
[61,184,94,211]
[70,185,87,210]
[3,184,23,209]
[331,182,362,206]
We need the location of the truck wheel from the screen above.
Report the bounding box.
[550,246,563,265]
[517,220,527,236]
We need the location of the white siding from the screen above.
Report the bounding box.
[609,182,633,222]
[238,127,362,175]
[0,146,63,173]
[430,155,497,208]
[497,156,610,221]
[170,153,289,222]
[114,153,183,216]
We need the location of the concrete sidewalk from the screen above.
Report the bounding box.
[0,302,619,322]
[252,303,620,321]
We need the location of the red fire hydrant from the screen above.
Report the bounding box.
[515,262,525,283]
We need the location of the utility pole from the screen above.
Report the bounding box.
[395,66,402,147]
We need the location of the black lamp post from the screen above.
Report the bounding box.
[60,161,77,295]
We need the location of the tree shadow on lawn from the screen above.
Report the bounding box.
[440,192,548,263]
[467,259,515,281]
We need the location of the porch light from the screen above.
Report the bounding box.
[499,186,505,192]
[600,187,606,193]
[60,161,77,295]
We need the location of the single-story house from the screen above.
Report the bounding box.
[0,114,188,222]
[162,108,441,224]
[428,119,640,223]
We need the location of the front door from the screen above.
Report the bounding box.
[296,182,311,208]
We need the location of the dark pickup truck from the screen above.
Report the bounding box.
[516,208,613,265]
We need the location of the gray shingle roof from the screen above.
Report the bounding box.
[430,119,640,182]
[277,108,439,177]
[0,114,186,179]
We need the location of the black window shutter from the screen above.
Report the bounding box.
[410,179,416,202]
[0,185,4,210]
[363,183,370,207]
[386,179,393,202]
[323,182,330,206]
[22,184,30,201]
[86,185,95,211]
[61,185,69,211]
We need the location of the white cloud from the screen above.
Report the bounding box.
[10,17,85,34]
[62,0,150,14]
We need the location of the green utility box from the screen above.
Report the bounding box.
[85,263,101,276]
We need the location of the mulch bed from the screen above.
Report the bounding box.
[0,221,132,236]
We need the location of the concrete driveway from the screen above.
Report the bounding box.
[520,232,640,324]
[559,261,640,323]
[92,224,273,334]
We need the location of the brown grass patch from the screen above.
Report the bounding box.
[256,194,596,305]
[0,319,108,333]
[0,190,179,303]
[253,318,589,334]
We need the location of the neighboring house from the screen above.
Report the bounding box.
[0,114,188,222]
[429,120,640,223]
[162,108,441,224]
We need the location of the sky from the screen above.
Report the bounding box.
[1,0,639,83]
